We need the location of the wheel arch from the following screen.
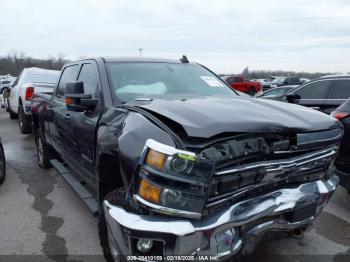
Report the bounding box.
[97,153,125,202]
[95,109,176,203]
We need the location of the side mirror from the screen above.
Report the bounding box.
[286,93,301,104]
[3,88,10,98]
[64,81,98,112]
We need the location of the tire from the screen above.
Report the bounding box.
[0,144,6,185]
[247,87,257,96]
[35,129,53,169]
[99,189,129,262]
[18,105,32,134]
[8,101,17,119]
[99,209,119,262]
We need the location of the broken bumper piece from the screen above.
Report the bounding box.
[103,175,339,259]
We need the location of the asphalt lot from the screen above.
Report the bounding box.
[0,108,349,261]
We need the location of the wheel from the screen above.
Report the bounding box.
[247,87,257,96]
[0,144,6,185]
[99,208,120,262]
[99,189,129,262]
[18,105,32,134]
[35,129,53,168]
[8,101,17,119]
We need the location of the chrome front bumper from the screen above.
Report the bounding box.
[103,175,339,259]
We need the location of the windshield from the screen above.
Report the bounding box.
[107,63,237,102]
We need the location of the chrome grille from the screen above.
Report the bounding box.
[205,146,338,214]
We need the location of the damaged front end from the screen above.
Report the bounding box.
[104,128,341,259]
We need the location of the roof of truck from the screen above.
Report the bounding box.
[101,57,184,64]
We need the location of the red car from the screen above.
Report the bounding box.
[222,75,262,96]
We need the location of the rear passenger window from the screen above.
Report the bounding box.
[329,80,350,99]
[56,65,79,98]
[295,80,331,99]
[290,77,300,83]
[78,64,99,97]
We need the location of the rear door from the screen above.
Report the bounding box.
[49,64,79,156]
[324,79,350,114]
[292,79,333,113]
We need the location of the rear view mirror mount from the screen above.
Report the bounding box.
[64,81,98,112]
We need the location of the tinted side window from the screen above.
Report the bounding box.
[78,64,99,97]
[263,88,288,97]
[290,77,300,83]
[226,77,234,84]
[234,77,244,83]
[329,80,350,99]
[295,80,331,99]
[56,65,79,98]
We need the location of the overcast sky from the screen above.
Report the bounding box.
[1,0,350,73]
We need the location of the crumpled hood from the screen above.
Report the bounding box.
[137,97,341,138]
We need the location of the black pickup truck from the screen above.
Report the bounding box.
[32,57,342,261]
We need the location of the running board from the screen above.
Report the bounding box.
[50,159,99,217]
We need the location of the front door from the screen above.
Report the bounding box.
[70,63,102,176]
[292,79,333,113]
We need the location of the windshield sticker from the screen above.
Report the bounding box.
[200,76,224,87]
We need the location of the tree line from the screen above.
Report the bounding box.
[0,52,339,80]
[240,67,336,80]
[0,52,69,77]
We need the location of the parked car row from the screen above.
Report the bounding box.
[257,75,350,114]
[220,75,262,95]
[1,57,348,261]
[2,67,60,133]
[0,76,16,109]
[221,75,310,95]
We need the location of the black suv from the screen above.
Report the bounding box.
[270,76,302,88]
[279,75,350,114]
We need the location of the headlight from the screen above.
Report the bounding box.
[144,139,196,175]
[135,139,211,219]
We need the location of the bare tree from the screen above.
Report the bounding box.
[0,51,70,76]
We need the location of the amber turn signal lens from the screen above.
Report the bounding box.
[65,97,74,105]
[145,149,167,170]
[139,179,160,204]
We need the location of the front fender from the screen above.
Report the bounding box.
[96,108,175,190]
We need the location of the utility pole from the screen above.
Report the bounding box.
[138,48,143,56]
